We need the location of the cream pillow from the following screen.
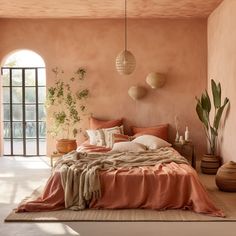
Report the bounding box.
[87,126,124,147]
[86,129,97,145]
[94,129,106,146]
[132,135,171,150]
[86,129,106,146]
[111,141,147,152]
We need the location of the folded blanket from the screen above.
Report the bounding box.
[53,147,189,210]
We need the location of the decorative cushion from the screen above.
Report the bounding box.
[89,117,123,130]
[87,126,124,147]
[112,133,133,143]
[111,142,147,153]
[132,135,171,150]
[132,124,168,141]
[86,129,97,145]
[94,129,106,146]
[103,126,124,148]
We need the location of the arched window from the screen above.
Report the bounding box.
[1,50,46,156]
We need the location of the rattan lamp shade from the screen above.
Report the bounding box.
[146,72,166,89]
[116,50,136,75]
[128,86,147,100]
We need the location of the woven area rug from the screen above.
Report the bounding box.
[5,174,236,222]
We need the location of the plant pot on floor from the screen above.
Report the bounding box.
[201,154,221,175]
[56,139,77,154]
[216,161,236,192]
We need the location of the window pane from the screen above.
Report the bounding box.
[39,122,46,138]
[12,69,22,86]
[3,87,10,103]
[25,69,35,86]
[3,105,10,121]
[38,68,46,86]
[12,105,22,121]
[38,105,46,121]
[25,87,36,103]
[26,139,37,155]
[39,139,46,155]
[3,122,11,138]
[13,139,23,155]
[2,69,10,86]
[12,87,22,103]
[26,122,36,138]
[25,105,36,121]
[13,122,23,138]
[38,87,46,103]
[4,139,11,155]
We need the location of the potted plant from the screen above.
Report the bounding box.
[196,79,229,174]
[46,67,89,154]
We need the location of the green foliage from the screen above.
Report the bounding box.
[46,67,89,139]
[196,79,229,155]
[76,89,89,100]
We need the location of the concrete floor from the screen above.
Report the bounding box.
[0,156,235,236]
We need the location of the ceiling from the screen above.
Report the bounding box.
[0,0,223,19]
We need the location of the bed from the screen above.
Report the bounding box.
[16,143,224,217]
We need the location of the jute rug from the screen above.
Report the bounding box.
[5,174,236,222]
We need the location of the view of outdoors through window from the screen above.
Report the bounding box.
[2,50,46,156]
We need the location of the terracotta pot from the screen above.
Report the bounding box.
[216,161,236,192]
[56,139,77,154]
[201,154,221,175]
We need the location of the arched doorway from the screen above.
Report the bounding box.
[1,50,46,156]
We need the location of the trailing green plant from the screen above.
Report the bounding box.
[196,79,229,155]
[46,67,89,139]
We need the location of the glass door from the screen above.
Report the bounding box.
[2,67,46,156]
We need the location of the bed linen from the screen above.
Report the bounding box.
[16,144,224,217]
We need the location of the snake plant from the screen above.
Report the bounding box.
[196,79,229,155]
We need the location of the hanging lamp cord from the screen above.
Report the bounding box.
[124,0,127,51]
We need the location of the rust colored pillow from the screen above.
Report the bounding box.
[113,133,133,143]
[89,117,123,130]
[132,124,169,141]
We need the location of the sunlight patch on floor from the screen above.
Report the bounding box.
[0,172,15,178]
[35,223,79,235]
[0,180,14,204]
[2,156,51,169]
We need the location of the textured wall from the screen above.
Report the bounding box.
[0,19,207,156]
[208,0,236,162]
[0,0,223,18]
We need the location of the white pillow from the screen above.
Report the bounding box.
[86,129,106,146]
[111,141,147,152]
[86,129,97,145]
[86,126,124,147]
[132,135,171,150]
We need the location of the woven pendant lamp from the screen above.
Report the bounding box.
[116,0,136,75]
[146,72,166,89]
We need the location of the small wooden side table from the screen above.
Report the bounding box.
[50,152,64,167]
[173,142,196,169]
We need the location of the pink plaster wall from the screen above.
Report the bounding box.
[208,0,236,162]
[0,19,207,156]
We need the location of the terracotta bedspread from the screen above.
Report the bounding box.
[16,145,224,217]
[90,163,223,216]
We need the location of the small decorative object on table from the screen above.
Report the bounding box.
[179,135,184,144]
[174,115,180,142]
[215,161,236,192]
[173,141,196,168]
[184,126,190,142]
